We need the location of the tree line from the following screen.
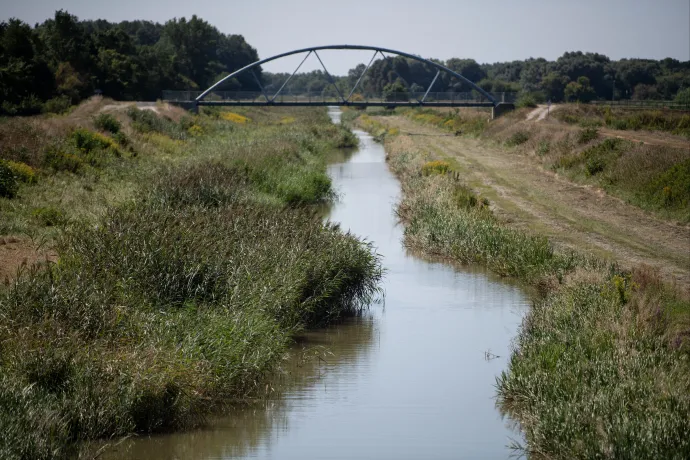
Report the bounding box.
[0,11,261,115]
[263,53,690,104]
[2,11,689,115]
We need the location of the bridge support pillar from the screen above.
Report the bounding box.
[492,103,515,120]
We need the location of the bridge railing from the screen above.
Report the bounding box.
[162,90,517,105]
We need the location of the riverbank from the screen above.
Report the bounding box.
[0,102,381,459]
[351,110,690,458]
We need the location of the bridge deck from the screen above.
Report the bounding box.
[195,100,495,107]
[163,91,515,108]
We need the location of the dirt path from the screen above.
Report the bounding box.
[597,128,690,149]
[0,237,56,284]
[526,104,560,121]
[375,116,690,290]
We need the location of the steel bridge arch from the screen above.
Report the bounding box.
[196,45,497,106]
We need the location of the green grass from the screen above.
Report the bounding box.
[556,105,690,138]
[0,106,382,459]
[497,271,690,459]
[552,137,690,222]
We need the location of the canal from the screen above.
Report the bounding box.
[101,108,528,459]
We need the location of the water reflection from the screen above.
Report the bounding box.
[100,108,527,460]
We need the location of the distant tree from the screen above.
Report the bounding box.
[675,88,690,105]
[0,18,54,110]
[540,72,569,102]
[564,76,596,102]
[445,58,486,91]
[383,80,408,101]
[632,84,662,100]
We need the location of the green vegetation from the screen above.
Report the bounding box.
[93,113,121,133]
[505,130,530,147]
[0,104,382,459]
[556,105,690,137]
[0,11,261,115]
[2,11,688,116]
[548,137,690,221]
[401,108,490,136]
[356,113,690,458]
[392,105,690,222]
[263,51,689,105]
[497,267,690,459]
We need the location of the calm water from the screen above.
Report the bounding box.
[101,108,528,459]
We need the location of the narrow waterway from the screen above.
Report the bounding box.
[102,108,528,459]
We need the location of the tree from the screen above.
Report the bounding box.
[540,72,569,102]
[564,76,596,102]
[632,84,661,100]
[383,80,408,101]
[675,88,690,105]
[0,18,54,109]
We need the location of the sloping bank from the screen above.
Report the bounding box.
[354,113,690,458]
[0,108,381,459]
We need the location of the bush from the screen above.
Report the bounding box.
[647,159,690,209]
[675,87,690,105]
[537,141,551,156]
[585,157,606,175]
[0,95,44,116]
[516,93,538,108]
[126,107,187,140]
[42,96,72,115]
[2,160,36,184]
[422,160,451,175]
[0,162,19,198]
[32,207,67,226]
[577,127,599,144]
[69,128,123,166]
[506,131,530,146]
[93,113,121,134]
[44,146,84,173]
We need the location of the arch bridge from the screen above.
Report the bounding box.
[162,45,516,114]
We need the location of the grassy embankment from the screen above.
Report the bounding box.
[381,105,690,223]
[0,100,377,459]
[350,109,690,458]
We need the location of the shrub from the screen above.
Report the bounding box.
[44,146,84,173]
[537,141,551,156]
[647,159,690,209]
[0,95,43,116]
[221,112,250,124]
[187,124,204,136]
[422,160,451,175]
[42,96,72,115]
[126,107,186,140]
[577,127,599,144]
[32,207,67,226]
[675,87,690,105]
[506,131,530,146]
[2,161,36,184]
[112,131,130,148]
[69,128,123,166]
[585,157,606,175]
[515,93,538,108]
[93,113,121,134]
[335,126,358,148]
[0,162,19,198]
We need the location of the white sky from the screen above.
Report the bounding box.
[2,0,689,75]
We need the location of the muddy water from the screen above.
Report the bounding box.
[101,108,528,459]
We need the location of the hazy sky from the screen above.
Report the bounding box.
[3,0,689,75]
